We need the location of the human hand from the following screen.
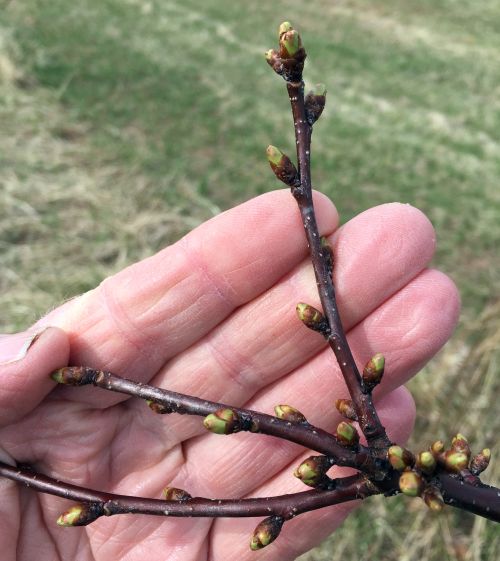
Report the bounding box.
[0,190,459,560]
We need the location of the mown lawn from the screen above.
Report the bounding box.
[1,1,499,560]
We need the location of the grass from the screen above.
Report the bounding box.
[1,1,499,559]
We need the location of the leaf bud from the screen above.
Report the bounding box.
[416,451,437,474]
[279,25,302,59]
[278,22,294,38]
[320,236,334,269]
[163,487,192,501]
[335,398,358,421]
[388,445,415,471]
[56,503,103,527]
[398,470,424,497]
[147,400,172,414]
[335,421,359,446]
[362,353,385,389]
[274,404,307,423]
[265,49,282,74]
[430,440,445,456]
[250,515,284,550]
[423,486,445,512]
[293,455,333,487]
[203,408,240,435]
[451,433,471,459]
[305,83,327,125]
[51,366,96,386]
[296,303,329,334]
[444,451,469,473]
[266,145,299,186]
[470,449,491,476]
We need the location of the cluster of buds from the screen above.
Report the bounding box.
[294,455,335,488]
[265,22,306,83]
[392,433,492,513]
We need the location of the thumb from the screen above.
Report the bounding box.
[0,327,70,426]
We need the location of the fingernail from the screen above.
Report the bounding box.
[0,328,51,365]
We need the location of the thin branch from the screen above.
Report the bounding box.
[0,461,378,521]
[51,366,383,476]
[276,40,390,450]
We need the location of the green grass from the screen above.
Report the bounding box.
[1,1,499,559]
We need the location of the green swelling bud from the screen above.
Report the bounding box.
[203,408,240,435]
[430,440,445,456]
[274,404,307,423]
[335,421,359,446]
[56,503,102,527]
[444,451,469,472]
[278,22,293,38]
[296,303,329,334]
[293,455,333,487]
[266,145,299,186]
[279,28,302,58]
[388,446,415,471]
[250,515,284,550]
[362,353,385,388]
[399,470,423,497]
[417,450,437,474]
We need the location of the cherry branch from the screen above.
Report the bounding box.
[0,21,498,553]
[0,461,378,521]
[50,366,381,475]
[266,22,390,450]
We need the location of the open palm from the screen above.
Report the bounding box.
[0,191,459,561]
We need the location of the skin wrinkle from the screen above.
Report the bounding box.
[99,280,158,361]
[179,235,239,311]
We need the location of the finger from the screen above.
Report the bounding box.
[208,388,416,561]
[179,268,458,499]
[37,190,338,403]
[0,327,69,426]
